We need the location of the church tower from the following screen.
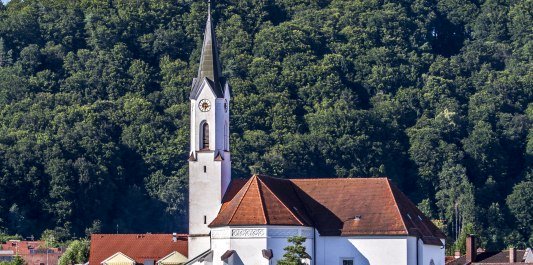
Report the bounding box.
[188,1,231,258]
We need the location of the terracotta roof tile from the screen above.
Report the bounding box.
[89,234,187,265]
[389,181,446,244]
[212,175,445,245]
[210,175,311,227]
[0,241,61,255]
[292,178,407,236]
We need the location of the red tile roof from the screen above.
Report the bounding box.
[211,175,445,245]
[0,241,63,265]
[89,234,187,265]
[0,241,61,255]
[210,175,312,227]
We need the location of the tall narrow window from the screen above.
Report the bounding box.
[224,123,228,150]
[202,122,209,150]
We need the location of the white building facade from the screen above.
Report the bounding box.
[186,3,446,265]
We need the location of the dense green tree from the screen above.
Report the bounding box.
[506,181,533,245]
[277,236,309,265]
[0,0,530,250]
[58,240,90,265]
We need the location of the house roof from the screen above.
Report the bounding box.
[89,234,188,265]
[210,175,445,245]
[0,241,62,255]
[446,250,530,264]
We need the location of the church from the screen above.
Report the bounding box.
[185,4,446,265]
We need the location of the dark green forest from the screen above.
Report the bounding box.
[0,0,531,252]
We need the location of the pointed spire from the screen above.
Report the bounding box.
[197,0,223,91]
[190,0,226,99]
[207,0,211,20]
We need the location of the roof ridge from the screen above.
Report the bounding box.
[227,175,256,224]
[255,177,268,224]
[289,177,390,181]
[221,178,245,203]
[288,179,314,227]
[385,179,409,235]
[257,176,305,226]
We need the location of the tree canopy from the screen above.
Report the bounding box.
[0,0,531,251]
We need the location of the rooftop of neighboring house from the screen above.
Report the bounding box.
[89,234,188,265]
[0,240,62,255]
[447,250,531,264]
[446,235,533,264]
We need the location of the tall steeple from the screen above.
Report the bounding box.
[188,0,231,259]
[191,0,224,98]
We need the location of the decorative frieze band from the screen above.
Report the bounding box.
[231,228,266,238]
[211,227,314,239]
[211,229,231,239]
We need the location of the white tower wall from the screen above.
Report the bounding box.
[188,80,231,258]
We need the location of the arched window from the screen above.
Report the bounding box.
[201,122,209,150]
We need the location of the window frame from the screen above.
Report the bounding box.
[200,121,209,150]
[340,257,355,265]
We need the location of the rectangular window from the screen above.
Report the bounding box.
[204,166,207,173]
[204,215,207,224]
[342,259,354,265]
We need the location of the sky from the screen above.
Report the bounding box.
[1,0,9,4]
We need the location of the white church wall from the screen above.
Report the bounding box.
[211,227,267,265]
[209,226,314,265]
[315,233,410,265]
[419,239,445,265]
[407,237,417,265]
[229,237,266,265]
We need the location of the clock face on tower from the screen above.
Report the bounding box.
[198,99,211,112]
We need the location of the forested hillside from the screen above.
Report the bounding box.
[0,0,531,251]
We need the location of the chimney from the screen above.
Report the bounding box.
[172,232,177,242]
[454,250,461,259]
[466,235,476,263]
[509,247,516,263]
